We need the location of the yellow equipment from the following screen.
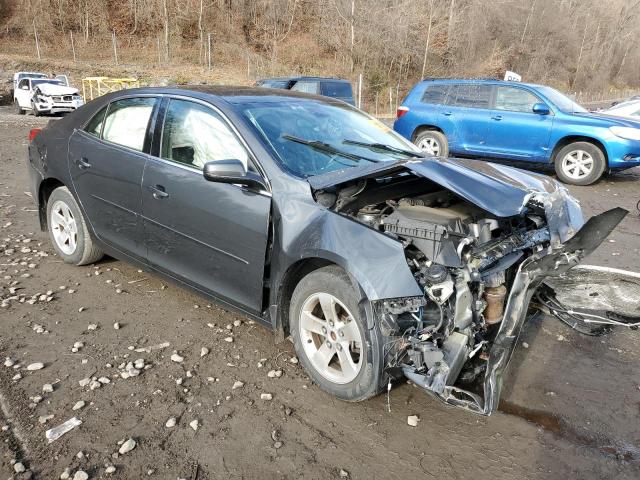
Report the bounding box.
[81,77,140,101]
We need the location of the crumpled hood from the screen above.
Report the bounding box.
[308,157,561,218]
[35,83,79,96]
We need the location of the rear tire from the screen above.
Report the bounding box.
[47,186,104,266]
[14,101,24,115]
[554,142,605,186]
[289,265,385,402]
[414,129,449,157]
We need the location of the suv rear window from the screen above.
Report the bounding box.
[448,84,492,109]
[321,82,352,98]
[421,85,451,105]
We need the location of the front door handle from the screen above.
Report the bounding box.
[149,185,169,199]
[77,157,91,169]
[442,111,452,116]
[491,115,503,121]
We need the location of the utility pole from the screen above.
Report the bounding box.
[33,21,41,60]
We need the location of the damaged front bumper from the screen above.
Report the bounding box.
[403,207,628,415]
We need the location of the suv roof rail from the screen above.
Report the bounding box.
[421,77,503,82]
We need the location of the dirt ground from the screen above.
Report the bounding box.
[0,108,639,480]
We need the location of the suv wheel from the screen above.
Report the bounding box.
[414,130,449,157]
[47,186,104,265]
[289,266,385,402]
[14,100,24,115]
[554,142,606,186]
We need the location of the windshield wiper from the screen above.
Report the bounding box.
[342,139,425,158]
[282,134,380,163]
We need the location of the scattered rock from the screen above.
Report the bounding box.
[105,465,116,474]
[170,353,184,363]
[407,415,420,427]
[189,419,199,431]
[87,324,97,330]
[200,347,209,357]
[72,400,85,411]
[267,369,283,378]
[224,336,234,343]
[14,462,25,473]
[289,357,299,364]
[113,322,121,330]
[42,383,54,393]
[260,393,273,401]
[339,469,350,478]
[78,378,91,387]
[232,380,244,390]
[60,467,71,479]
[118,438,136,455]
[165,417,176,428]
[522,342,529,349]
[27,362,44,371]
[73,470,88,480]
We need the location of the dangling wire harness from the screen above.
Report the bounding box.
[535,284,640,336]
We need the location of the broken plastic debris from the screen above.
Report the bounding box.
[46,417,82,443]
[134,342,170,353]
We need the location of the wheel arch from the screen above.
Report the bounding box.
[551,135,609,166]
[37,177,66,231]
[411,124,445,141]
[275,258,347,338]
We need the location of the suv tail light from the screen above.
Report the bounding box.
[29,128,42,142]
[396,106,409,119]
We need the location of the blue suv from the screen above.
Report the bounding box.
[394,79,640,185]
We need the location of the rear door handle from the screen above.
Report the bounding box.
[149,185,169,199]
[442,111,452,116]
[491,115,503,121]
[77,157,91,169]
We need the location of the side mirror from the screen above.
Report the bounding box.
[532,102,550,115]
[203,159,266,191]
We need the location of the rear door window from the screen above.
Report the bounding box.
[448,84,492,109]
[421,84,451,105]
[102,97,156,151]
[495,86,540,113]
[321,82,352,98]
[291,81,320,94]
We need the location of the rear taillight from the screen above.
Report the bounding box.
[29,128,42,142]
[396,106,409,119]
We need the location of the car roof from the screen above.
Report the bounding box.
[258,76,350,83]
[419,78,544,89]
[104,85,350,107]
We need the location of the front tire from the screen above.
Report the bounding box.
[554,142,605,185]
[47,186,104,265]
[14,100,24,115]
[414,129,449,157]
[289,266,385,402]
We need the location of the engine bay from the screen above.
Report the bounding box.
[315,175,564,410]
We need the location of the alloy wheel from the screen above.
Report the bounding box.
[417,137,440,156]
[561,149,594,180]
[50,200,78,255]
[298,292,363,384]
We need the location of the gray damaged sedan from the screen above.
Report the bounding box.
[27,87,626,414]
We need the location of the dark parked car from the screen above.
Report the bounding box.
[255,76,355,105]
[27,86,624,415]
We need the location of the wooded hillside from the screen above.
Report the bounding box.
[1,0,639,100]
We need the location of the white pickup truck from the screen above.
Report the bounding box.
[13,75,84,116]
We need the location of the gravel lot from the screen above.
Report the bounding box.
[1,108,639,479]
